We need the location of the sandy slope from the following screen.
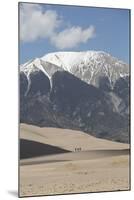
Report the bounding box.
[20,149,129,166]
[20,155,129,197]
[19,124,130,197]
[20,124,129,151]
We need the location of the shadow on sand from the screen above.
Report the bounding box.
[20,139,70,159]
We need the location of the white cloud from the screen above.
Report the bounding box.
[51,26,95,49]
[20,3,61,42]
[20,3,96,49]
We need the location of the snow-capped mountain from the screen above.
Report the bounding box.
[42,51,129,85]
[20,51,130,143]
[20,51,129,93]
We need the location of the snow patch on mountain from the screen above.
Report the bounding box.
[42,51,129,86]
[20,58,63,94]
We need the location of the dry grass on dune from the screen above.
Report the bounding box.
[20,155,130,197]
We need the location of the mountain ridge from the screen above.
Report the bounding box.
[20,50,130,143]
[20,50,129,93]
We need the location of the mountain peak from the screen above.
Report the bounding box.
[20,50,129,92]
[41,50,113,72]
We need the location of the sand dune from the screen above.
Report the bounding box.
[20,149,129,166]
[20,124,129,151]
[19,124,130,197]
[20,155,130,197]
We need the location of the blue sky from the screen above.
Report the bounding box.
[19,3,130,64]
